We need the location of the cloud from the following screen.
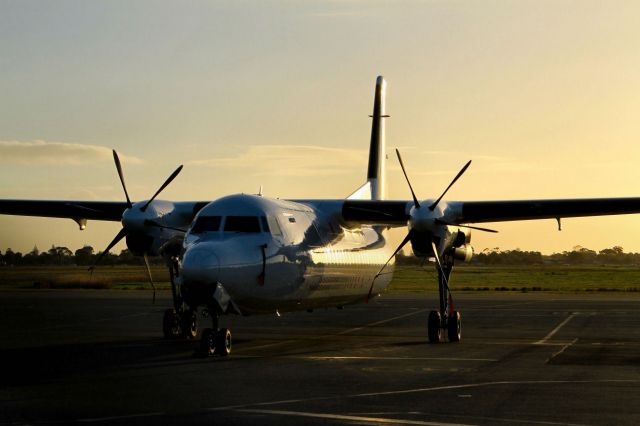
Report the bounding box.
[0,140,143,165]
[422,150,510,162]
[189,144,367,177]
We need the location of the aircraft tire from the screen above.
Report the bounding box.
[163,308,180,339]
[427,310,442,344]
[215,328,232,357]
[199,328,216,357]
[181,310,198,339]
[448,311,461,342]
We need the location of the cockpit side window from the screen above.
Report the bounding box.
[191,216,222,234]
[266,215,282,236]
[224,216,261,233]
[260,216,270,233]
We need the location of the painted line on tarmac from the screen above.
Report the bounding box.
[240,309,429,351]
[209,379,640,411]
[535,312,578,345]
[299,355,496,362]
[337,308,430,335]
[237,409,474,426]
[77,411,165,423]
[547,338,578,363]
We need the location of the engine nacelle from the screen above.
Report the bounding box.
[453,229,471,247]
[452,244,473,262]
[126,233,158,256]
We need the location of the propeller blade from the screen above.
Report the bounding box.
[434,219,498,233]
[89,227,128,271]
[395,149,420,209]
[143,253,157,304]
[140,165,183,212]
[429,160,472,211]
[144,219,187,233]
[112,150,133,209]
[366,230,413,302]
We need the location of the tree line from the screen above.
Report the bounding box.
[0,245,164,266]
[2,244,640,267]
[397,245,640,266]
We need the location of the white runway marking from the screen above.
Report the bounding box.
[241,308,429,351]
[547,338,578,363]
[238,409,474,426]
[210,379,640,411]
[300,355,496,362]
[337,308,430,335]
[77,412,165,422]
[535,312,577,345]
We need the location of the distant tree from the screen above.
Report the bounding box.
[48,245,73,265]
[74,245,95,265]
[565,247,597,264]
[23,246,42,265]
[3,248,12,265]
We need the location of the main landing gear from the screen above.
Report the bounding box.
[427,259,462,343]
[198,313,232,357]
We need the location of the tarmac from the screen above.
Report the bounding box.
[2,290,640,425]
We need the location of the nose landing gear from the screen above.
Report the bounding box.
[198,315,232,357]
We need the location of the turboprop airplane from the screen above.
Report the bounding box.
[3,76,640,357]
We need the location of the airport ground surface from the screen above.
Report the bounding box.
[2,291,640,425]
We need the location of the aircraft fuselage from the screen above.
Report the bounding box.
[179,194,395,315]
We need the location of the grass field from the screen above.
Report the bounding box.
[388,265,640,293]
[2,264,640,293]
[0,266,171,290]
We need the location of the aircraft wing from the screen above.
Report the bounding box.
[455,197,640,223]
[0,200,128,221]
[334,198,640,226]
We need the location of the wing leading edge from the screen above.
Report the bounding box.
[456,197,640,224]
[336,197,640,226]
[0,200,128,221]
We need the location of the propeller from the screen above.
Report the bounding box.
[89,150,184,301]
[140,165,183,212]
[428,160,471,211]
[365,149,488,302]
[434,219,498,233]
[113,150,133,209]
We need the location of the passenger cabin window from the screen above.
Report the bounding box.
[224,216,261,233]
[191,216,221,234]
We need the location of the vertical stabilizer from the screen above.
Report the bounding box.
[368,76,387,200]
[347,76,388,201]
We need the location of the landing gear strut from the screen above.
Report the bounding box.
[163,259,199,339]
[199,313,232,357]
[428,258,462,343]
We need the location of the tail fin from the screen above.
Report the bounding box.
[348,76,388,201]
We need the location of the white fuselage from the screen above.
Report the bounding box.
[179,194,395,315]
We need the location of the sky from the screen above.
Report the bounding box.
[2,0,640,255]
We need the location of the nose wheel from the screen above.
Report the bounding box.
[198,315,232,357]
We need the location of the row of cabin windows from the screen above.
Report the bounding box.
[191,215,283,236]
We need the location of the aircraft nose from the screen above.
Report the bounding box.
[181,243,220,284]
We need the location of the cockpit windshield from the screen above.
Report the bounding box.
[190,216,221,234]
[224,216,261,233]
